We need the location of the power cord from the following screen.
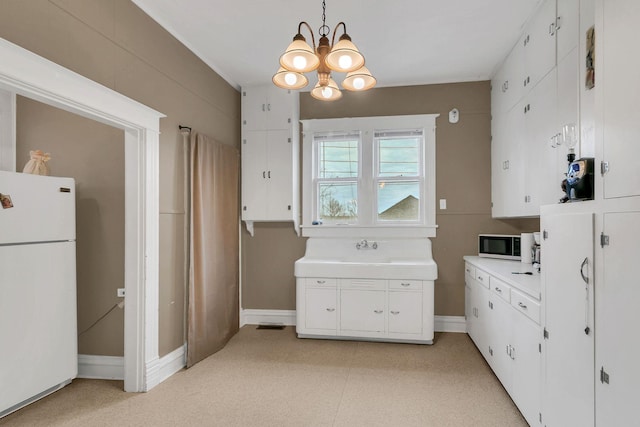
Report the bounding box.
[78,300,125,337]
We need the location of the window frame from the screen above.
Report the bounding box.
[301,114,438,238]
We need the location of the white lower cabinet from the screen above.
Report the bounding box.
[304,287,337,331]
[465,261,542,426]
[296,277,434,344]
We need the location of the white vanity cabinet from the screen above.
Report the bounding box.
[241,84,300,236]
[464,258,542,427]
[296,277,434,344]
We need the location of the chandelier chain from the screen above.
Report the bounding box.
[319,0,329,37]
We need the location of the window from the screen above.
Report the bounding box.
[301,115,437,236]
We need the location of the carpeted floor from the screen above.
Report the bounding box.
[1,326,527,426]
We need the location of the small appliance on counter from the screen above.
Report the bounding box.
[478,234,521,260]
[562,157,594,202]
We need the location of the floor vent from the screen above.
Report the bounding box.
[256,324,285,330]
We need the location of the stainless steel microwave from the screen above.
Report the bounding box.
[478,234,521,260]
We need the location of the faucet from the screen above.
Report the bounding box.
[355,239,378,250]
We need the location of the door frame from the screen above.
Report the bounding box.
[0,37,165,392]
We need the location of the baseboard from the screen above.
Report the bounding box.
[145,343,187,391]
[434,315,467,333]
[240,309,296,327]
[240,310,465,333]
[77,354,124,380]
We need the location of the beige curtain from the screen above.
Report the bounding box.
[187,132,240,368]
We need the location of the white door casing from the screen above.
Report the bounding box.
[0,37,165,392]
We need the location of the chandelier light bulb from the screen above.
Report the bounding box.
[321,86,333,99]
[352,77,365,90]
[338,55,353,70]
[293,55,307,70]
[284,73,298,85]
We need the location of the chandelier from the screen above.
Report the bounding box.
[272,0,376,101]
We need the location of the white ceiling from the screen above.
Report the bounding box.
[131,0,542,91]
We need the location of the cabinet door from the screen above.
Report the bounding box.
[340,289,385,333]
[556,0,579,61]
[597,211,640,426]
[511,312,542,427]
[242,86,268,131]
[601,0,640,198]
[555,48,579,182]
[241,131,268,220]
[265,86,294,130]
[502,37,525,112]
[305,287,337,330]
[523,0,557,90]
[465,280,475,337]
[388,291,422,334]
[265,130,293,220]
[501,100,527,217]
[541,211,594,427]
[488,295,514,393]
[474,281,492,361]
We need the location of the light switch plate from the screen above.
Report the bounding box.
[439,199,447,210]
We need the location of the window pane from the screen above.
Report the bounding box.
[377,181,420,221]
[318,139,358,178]
[319,182,358,220]
[378,137,419,177]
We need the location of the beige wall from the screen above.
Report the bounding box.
[1,0,240,357]
[243,82,538,316]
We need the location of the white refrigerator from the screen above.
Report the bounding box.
[0,171,77,418]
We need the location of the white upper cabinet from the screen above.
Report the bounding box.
[600,0,640,199]
[241,85,295,131]
[523,0,558,91]
[241,84,300,235]
[556,0,580,61]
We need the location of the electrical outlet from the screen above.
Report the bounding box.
[117,288,125,298]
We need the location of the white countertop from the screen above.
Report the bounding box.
[463,256,541,300]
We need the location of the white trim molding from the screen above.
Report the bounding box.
[0,37,165,392]
[77,355,125,380]
[434,315,467,333]
[240,309,297,327]
[240,309,466,334]
[145,344,187,391]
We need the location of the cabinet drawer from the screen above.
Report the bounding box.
[490,276,511,303]
[511,289,541,324]
[389,280,423,291]
[340,278,386,290]
[306,277,337,287]
[475,269,490,288]
[464,263,476,281]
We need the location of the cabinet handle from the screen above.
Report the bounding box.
[326,308,335,312]
[400,283,411,287]
[477,276,483,282]
[262,103,265,112]
[316,280,326,284]
[262,171,266,178]
[494,287,502,293]
[390,310,400,315]
[267,103,271,111]
[268,171,271,179]
[518,302,528,310]
[374,309,383,314]
[580,257,589,284]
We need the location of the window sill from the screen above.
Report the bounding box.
[300,224,438,238]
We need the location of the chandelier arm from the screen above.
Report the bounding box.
[297,21,317,51]
[331,22,347,47]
